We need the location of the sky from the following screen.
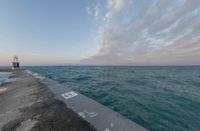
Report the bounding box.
[0,0,200,66]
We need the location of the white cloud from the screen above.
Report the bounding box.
[94,4,100,18]
[86,7,93,16]
[83,0,200,65]
[86,4,102,20]
[105,0,127,19]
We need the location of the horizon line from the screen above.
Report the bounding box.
[1,64,200,67]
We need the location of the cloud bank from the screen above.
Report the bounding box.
[83,0,200,65]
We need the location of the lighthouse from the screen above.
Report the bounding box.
[12,56,20,69]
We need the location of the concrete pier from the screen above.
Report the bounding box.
[30,71,147,131]
[0,71,96,131]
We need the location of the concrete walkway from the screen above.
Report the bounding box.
[34,72,148,131]
[0,71,96,131]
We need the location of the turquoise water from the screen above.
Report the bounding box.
[0,72,12,84]
[27,66,200,131]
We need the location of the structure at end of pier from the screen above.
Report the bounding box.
[12,56,20,70]
[0,56,20,72]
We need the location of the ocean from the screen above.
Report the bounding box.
[0,72,12,85]
[27,66,200,131]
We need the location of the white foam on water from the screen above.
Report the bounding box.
[24,70,45,80]
[4,78,20,83]
[0,72,13,85]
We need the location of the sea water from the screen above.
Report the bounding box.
[27,66,200,131]
[0,72,12,85]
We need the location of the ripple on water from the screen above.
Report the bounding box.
[27,66,200,131]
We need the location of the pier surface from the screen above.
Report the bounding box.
[36,71,147,131]
[0,71,96,131]
[0,70,147,131]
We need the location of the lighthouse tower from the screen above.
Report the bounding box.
[12,56,20,70]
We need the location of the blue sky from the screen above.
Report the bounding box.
[0,0,98,65]
[0,0,200,65]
